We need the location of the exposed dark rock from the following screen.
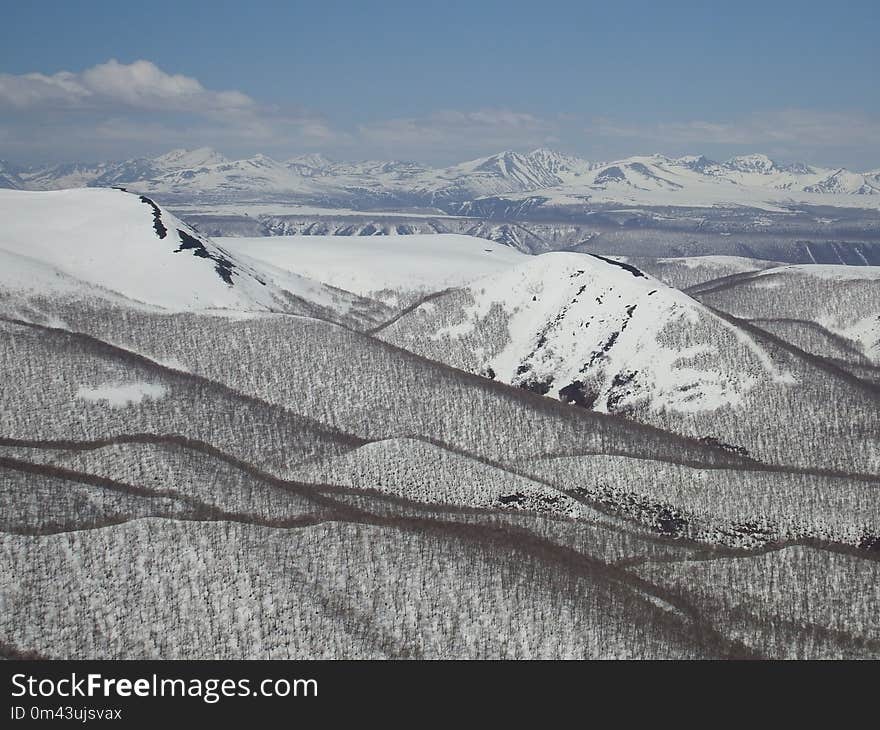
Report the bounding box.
[606,370,638,411]
[655,508,688,537]
[589,253,647,278]
[139,195,167,239]
[558,380,598,408]
[174,228,236,286]
[497,492,564,514]
[518,377,553,395]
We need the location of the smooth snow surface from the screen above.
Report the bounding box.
[221,234,526,295]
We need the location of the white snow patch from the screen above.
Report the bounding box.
[76,382,167,407]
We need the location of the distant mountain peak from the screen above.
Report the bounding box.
[526,147,588,174]
[527,146,560,157]
[472,150,527,173]
[452,149,574,191]
[723,153,778,174]
[779,160,815,175]
[153,147,228,169]
[287,153,334,170]
[674,155,723,174]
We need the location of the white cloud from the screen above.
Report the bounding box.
[0,59,254,113]
[0,60,346,161]
[358,109,559,156]
[591,110,880,149]
[2,59,876,168]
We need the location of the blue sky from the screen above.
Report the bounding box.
[2,0,878,167]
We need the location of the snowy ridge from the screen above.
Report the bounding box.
[409,149,582,199]
[380,252,790,415]
[0,188,368,315]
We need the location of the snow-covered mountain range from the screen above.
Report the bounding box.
[2,187,880,660]
[4,147,880,210]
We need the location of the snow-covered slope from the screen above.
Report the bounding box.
[0,188,369,315]
[404,149,587,201]
[723,153,783,175]
[16,150,229,192]
[221,234,526,297]
[695,263,880,364]
[804,169,880,195]
[378,252,789,415]
[13,147,232,194]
